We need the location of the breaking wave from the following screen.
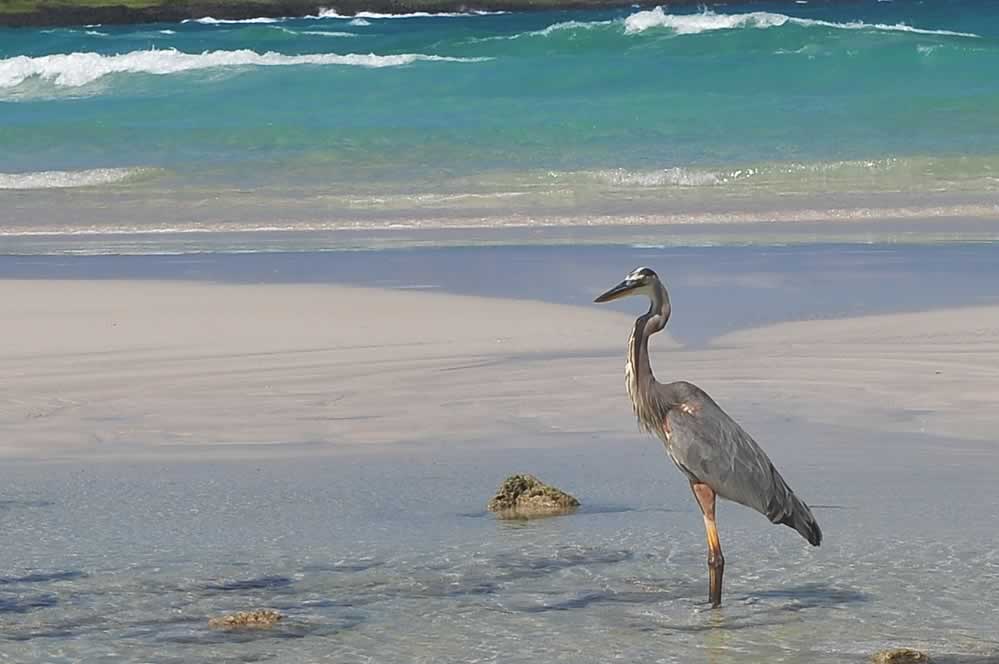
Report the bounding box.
[622,7,981,37]
[183,16,281,24]
[469,8,981,43]
[265,26,356,37]
[586,167,726,187]
[476,19,613,41]
[306,8,506,19]
[560,156,999,190]
[0,48,490,89]
[298,30,357,37]
[0,167,154,189]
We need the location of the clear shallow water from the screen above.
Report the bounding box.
[2,0,999,242]
[2,428,999,663]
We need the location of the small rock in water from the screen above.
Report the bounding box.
[870,648,930,664]
[488,474,580,518]
[208,609,283,629]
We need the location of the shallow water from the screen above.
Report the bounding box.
[4,242,999,345]
[2,423,998,663]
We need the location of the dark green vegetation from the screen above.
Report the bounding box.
[1,0,667,27]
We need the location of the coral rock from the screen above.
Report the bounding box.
[208,609,283,629]
[871,648,930,664]
[487,474,579,518]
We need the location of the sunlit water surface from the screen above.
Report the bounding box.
[2,428,999,663]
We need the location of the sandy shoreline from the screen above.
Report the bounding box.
[4,278,998,462]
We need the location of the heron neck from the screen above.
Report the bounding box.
[637,289,669,378]
[627,282,671,403]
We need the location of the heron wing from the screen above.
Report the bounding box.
[662,382,805,526]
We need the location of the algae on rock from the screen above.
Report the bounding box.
[488,474,579,518]
[870,648,930,664]
[208,609,283,629]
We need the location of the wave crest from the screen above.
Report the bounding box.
[306,8,505,19]
[0,168,154,190]
[624,8,789,35]
[183,16,280,24]
[623,7,980,37]
[469,19,613,42]
[588,168,725,187]
[298,30,357,37]
[354,9,505,18]
[0,48,490,89]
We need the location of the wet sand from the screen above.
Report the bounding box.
[3,258,999,459]
[0,279,639,459]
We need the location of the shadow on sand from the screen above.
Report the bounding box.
[741,581,869,609]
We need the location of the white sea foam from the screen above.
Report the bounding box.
[183,16,281,24]
[482,19,613,41]
[349,18,371,26]
[304,8,347,19]
[299,30,358,37]
[623,7,980,38]
[624,8,788,34]
[355,9,506,18]
[159,29,177,34]
[532,20,609,35]
[577,160,915,187]
[588,167,725,187]
[0,167,151,190]
[307,7,505,19]
[0,48,489,89]
[42,27,108,35]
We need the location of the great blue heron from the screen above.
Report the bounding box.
[595,266,821,608]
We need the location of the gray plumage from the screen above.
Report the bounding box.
[658,383,822,545]
[598,265,821,545]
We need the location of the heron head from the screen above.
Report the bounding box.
[594,266,660,303]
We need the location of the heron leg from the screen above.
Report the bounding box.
[691,482,724,608]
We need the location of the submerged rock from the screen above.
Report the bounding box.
[208,609,283,629]
[487,474,580,518]
[870,648,930,664]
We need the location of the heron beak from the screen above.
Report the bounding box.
[594,279,638,303]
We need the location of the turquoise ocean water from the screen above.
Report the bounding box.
[1,1,998,248]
